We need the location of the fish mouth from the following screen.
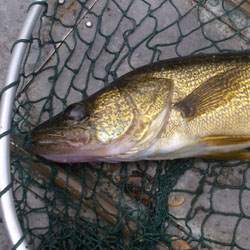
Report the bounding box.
[32,142,107,163]
[31,138,105,163]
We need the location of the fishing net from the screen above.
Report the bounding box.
[1,0,250,249]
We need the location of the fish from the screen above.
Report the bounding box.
[31,52,250,163]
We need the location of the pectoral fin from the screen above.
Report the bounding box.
[173,67,248,120]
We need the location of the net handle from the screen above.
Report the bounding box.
[0,1,47,249]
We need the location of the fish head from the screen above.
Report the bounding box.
[31,75,173,163]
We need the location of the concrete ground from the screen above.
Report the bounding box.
[0,0,250,249]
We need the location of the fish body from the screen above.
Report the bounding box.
[31,52,250,163]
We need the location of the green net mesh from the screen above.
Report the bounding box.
[1,0,250,249]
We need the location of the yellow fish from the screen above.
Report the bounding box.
[31,52,250,163]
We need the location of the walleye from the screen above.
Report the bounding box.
[31,52,250,163]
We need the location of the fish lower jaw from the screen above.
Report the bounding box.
[33,137,136,163]
[37,152,110,163]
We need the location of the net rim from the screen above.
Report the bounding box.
[0,1,47,249]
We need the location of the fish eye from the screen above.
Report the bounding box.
[64,103,87,121]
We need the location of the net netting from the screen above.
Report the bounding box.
[1,0,250,249]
